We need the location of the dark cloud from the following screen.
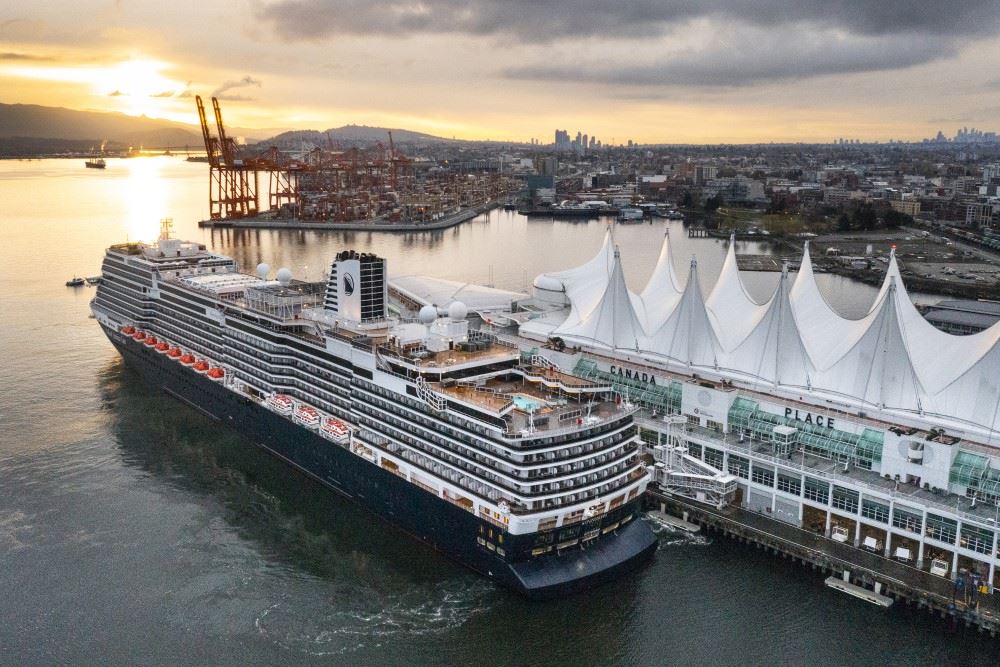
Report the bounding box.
[0,52,55,61]
[215,94,257,101]
[506,33,955,86]
[107,89,125,96]
[211,75,262,98]
[258,0,1000,42]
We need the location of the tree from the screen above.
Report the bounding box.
[883,209,913,229]
[837,212,852,231]
[704,196,721,213]
[852,203,877,231]
[681,191,693,207]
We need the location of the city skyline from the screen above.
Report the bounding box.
[1,1,1000,143]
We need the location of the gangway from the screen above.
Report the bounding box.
[644,415,738,508]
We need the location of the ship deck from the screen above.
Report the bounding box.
[434,372,625,433]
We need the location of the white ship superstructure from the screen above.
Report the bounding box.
[91,225,656,597]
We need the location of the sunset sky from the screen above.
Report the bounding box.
[2,1,1000,143]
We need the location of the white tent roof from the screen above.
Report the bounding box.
[639,257,718,368]
[706,236,769,351]
[716,264,812,389]
[523,238,1000,436]
[553,247,646,350]
[638,230,684,332]
[533,229,616,331]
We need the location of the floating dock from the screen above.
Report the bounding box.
[825,575,894,607]
[647,509,701,533]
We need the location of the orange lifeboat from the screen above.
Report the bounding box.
[144,336,158,346]
[167,347,183,358]
[155,342,170,352]
[179,354,196,365]
[121,325,136,335]
[207,367,225,380]
[193,360,210,373]
[133,331,146,341]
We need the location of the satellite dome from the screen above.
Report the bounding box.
[276,267,292,286]
[256,262,270,279]
[448,301,468,321]
[418,305,438,324]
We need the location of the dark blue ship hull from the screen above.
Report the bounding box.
[105,326,658,599]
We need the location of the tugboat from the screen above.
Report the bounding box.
[85,158,106,169]
[65,276,85,287]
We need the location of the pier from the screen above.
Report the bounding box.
[647,491,1000,636]
[197,201,499,232]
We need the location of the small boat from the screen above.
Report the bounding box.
[66,277,85,287]
[179,354,196,365]
[167,347,183,358]
[154,342,170,352]
[143,335,158,346]
[121,325,136,335]
[85,158,106,169]
[192,360,210,373]
[294,404,321,428]
[266,393,294,415]
[207,367,225,380]
[133,331,146,341]
[86,276,103,285]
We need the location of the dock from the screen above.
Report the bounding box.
[825,575,894,607]
[647,490,1000,635]
[647,510,701,533]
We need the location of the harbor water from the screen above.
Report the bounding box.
[1,157,997,665]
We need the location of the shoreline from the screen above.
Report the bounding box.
[197,200,499,232]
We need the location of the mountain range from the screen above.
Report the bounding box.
[0,103,453,155]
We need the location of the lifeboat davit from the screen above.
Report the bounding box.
[207,367,225,380]
[180,354,196,365]
[167,347,182,358]
[121,325,136,335]
[193,360,210,373]
[155,342,170,352]
[133,331,146,341]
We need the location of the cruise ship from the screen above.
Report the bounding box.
[90,222,657,599]
[507,230,1000,592]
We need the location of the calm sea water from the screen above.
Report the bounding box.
[1,157,996,665]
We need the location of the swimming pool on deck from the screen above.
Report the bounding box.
[512,395,545,412]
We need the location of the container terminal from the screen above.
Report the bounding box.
[191,96,517,229]
[387,229,1000,631]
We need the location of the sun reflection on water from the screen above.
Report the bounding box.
[124,158,170,241]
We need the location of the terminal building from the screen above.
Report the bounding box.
[495,231,1000,590]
